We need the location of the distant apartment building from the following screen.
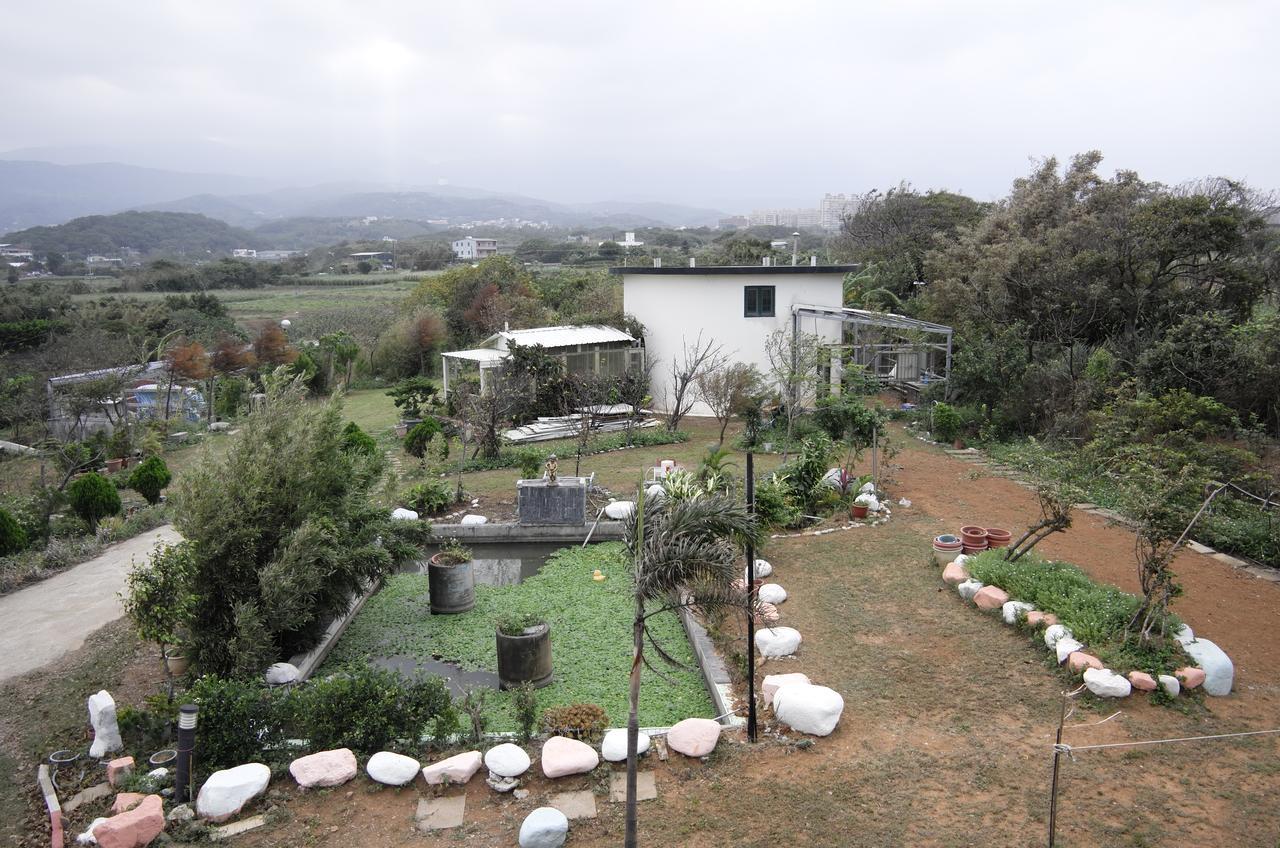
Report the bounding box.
[820,193,861,230]
[717,216,750,230]
[232,248,257,258]
[602,232,644,248]
[748,207,820,229]
[452,236,498,260]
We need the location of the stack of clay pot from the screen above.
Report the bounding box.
[960,526,989,555]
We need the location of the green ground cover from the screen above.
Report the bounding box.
[319,542,714,730]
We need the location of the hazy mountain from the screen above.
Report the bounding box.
[2,211,261,258]
[0,160,275,230]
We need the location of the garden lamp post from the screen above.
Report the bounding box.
[175,703,198,804]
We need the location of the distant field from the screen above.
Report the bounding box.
[67,277,425,323]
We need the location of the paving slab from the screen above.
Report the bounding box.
[63,782,112,813]
[416,794,466,831]
[1185,540,1215,555]
[212,814,267,840]
[549,789,597,820]
[609,771,657,803]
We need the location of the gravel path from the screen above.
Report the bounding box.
[0,525,182,683]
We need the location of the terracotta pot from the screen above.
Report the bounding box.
[960,525,988,546]
[953,438,967,450]
[850,503,869,519]
[163,651,190,677]
[985,528,1012,548]
[105,458,124,473]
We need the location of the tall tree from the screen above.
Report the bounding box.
[664,333,725,432]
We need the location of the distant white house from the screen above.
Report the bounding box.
[442,325,642,395]
[452,237,498,261]
[618,262,953,413]
[232,248,257,258]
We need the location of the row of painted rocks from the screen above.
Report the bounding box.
[943,554,1234,697]
[741,559,847,737]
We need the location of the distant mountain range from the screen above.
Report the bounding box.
[0,159,725,235]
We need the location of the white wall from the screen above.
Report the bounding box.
[622,270,845,416]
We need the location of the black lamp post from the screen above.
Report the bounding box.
[175,704,198,804]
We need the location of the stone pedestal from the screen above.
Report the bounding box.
[517,478,587,526]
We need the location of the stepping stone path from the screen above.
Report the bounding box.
[609,770,657,803]
[667,718,721,757]
[549,789,598,820]
[417,795,466,832]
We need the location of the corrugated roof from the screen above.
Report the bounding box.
[495,325,635,349]
[442,348,508,363]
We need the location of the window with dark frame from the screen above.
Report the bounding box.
[744,285,775,317]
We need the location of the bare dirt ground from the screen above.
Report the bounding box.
[10,422,1280,846]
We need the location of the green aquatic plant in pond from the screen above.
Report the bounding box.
[319,543,714,729]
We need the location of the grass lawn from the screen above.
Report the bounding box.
[319,543,713,731]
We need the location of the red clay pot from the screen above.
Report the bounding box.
[960,525,988,546]
[851,504,869,519]
[985,528,1012,548]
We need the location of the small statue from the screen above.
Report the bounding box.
[545,454,558,484]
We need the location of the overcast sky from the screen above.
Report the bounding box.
[3,0,1277,211]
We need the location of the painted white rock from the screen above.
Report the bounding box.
[422,750,483,785]
[460,514,488,525]
[604,500,635,519]
[645,484,665,500]
[289,748,357,788]
[753,559,774,578]
[366,751,420,786]
[953,554,970,566]
[666,718,721,757]
[1182,637,1234,696]
[754,626,802,658]
[1158,674,1181,697]
[391,507,418,521]
[773,683,845,736]
[820,468,846,490]
[762,672,812,706]
[957,579,984,601]
[196,763,271,823]
[1002,601,1035,625]
[1043,624,1073,649]
[264,662,300,686]
[758,583,787,604]
[484,743,531,778]
[1055,637,1085,664]
[600,728,650,762]
[859,481,876,494]
[88,690,123,759]
[1083,668,1132,698]
[541,736,599,778]
[519,806,569,848]
[76,817,109,845]
[1172,623,1195,645]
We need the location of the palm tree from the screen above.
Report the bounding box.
[621,490,762,847]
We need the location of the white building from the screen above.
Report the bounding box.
[441,325,643,395]
[232,248,257,258]
[820,193,861,230]
[452,236,499,260]
[617,263,858,415]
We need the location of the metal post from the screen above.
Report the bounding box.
[944,329,953,401]
[745,451,757,742]
[1047,691,1070,847]
[175,704,198,805]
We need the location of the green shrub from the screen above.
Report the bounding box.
[540,703,607,742]
[0,508,27,556]
[516,447,545,480]
[128,456,172,506]
[292,667,453,754]
[66,472,122,531]
[434,537,472,565]
[339,422,379,458]
[121,542,197,653]
[512,683,539,743]
[403,479,454,515]
[404,418,443,458]
[931,402,963,444]
[754,474,802,528]
[188,675,287,773]
[496,610,545,635]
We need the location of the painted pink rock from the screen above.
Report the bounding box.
[540,735,600,778]
[755,602,780,624]
[1127,671,1158,691]
[1025,611,1059,628]
[110,792,146,815]
[1176,666,1206,689]
[289,748,358,788]
[422,750,483,785]
[762,672,811,706]
[973,586,1009,611]
[666,718,721,757]
[107,756,135,787]
[1067,652,1104,673]
[93,794,163,848]
[941,562,969,585]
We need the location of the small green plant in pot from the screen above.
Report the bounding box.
[120,542,197,678]
[496,611,552,690]
[428,537,475,614]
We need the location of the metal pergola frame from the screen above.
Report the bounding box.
[792,304,954,397]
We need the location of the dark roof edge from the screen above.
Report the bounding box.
[609,265,859,276]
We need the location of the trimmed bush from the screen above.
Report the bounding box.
[292,667,454,754]
[128,456,173,506]
[404,418,443,458]
[188,675,287,774]
[66,472,122,531]
[339,421,379,458]
[0,507,27,556]
[402,479,454,515]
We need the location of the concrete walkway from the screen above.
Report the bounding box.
[0,525,182,683]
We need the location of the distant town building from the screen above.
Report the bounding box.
[820,193,861,230]
[748,208,818,229]
[601,232,644,248]
[0,245,35,260]
[452,237,498,260]
[86,255,125,266]
[232,248,257,258]
[717,216,750,230]
[255,250,303,262]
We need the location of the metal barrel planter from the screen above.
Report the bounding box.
[496,622,553,690]
[428,554,476,614]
